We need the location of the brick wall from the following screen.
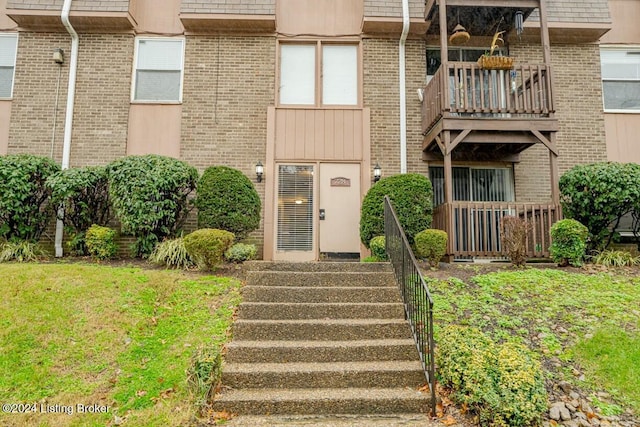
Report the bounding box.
[180,0,275,15]
[6,0,129,12]
[363,37,426,177]
[510,42,608,202]
[181,35,275,249]
[8,33,131,166]
[364,0,424,19]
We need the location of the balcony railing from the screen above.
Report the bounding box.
[422,62,555,134]
[432,202,562,258]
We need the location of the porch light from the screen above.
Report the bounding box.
[515,11,524,38]
[53,48,64,64]
[255,161,264,183]
[373,163,382,183]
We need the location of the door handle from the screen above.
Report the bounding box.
[319,209,325,220]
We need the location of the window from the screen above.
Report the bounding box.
[600,48,640,112]
[279,42,358,106]
[429,166,515,206]
[0,34,18,99]
[133,38,184,102]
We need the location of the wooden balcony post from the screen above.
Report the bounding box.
[439,0,449,111]
[539,0,552,66]
[549,133,560,205]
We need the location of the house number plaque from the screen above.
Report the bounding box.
[330,177,351,187]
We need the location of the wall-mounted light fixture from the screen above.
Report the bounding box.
[255,161,264,183]
[53,48,64,64]
[373,163,382,183]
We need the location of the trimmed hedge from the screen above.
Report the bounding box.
[85,225,118,260]
[0,154,60,242]
[183,228,235,270]
[369,236,387,261]
[107,155,198,257]
[415,229,447,268]
[360,174,433,248]
[195,166,261,240]
[550,219,589,267]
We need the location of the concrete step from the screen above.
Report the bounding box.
[246,271,396,287]
[212,388,430,415]
[245,261,393,273]
[237,302,404,320]
[225,339,418,363]
[232,319,412,341]
[242,286,400,303]
[222,361,425,389]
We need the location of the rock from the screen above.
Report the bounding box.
[578,374,586,381]
[563,421,579,427]
[590,419,601,427]
[570,391,580,400]
[560,406,572,421]
[575,411,587,420]
[550,406,562,421]
[559,381,573,394]
[114,416,124,425]
[578,420,591,427]
[571,399,580,408]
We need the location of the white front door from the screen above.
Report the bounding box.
[319,163,361,255]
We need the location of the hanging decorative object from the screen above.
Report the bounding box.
[515,11,524,38]
[449,24,470,45]
[477,26,514,70]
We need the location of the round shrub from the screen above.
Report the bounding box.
[550,218,589,267]
[183,229,235,270]
[85,224,118,260]
[107,155,198,257]
[47,166,111,255]
[560,162,640,250]
[360,174,433,248]
[195,166,261,240]
[0,154,60,242]
[369,236,387,260]
[224,243,257,263]
[415,229,447,268]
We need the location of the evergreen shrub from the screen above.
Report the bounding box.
[0,154,60,242]
[85,224,118,260]
[550,219,589,267]
[224,243,257,263]
[369,236,387,260]
[107,155,197,257]
[415,229,447,268]
[195,166,261,240]
[360,174,433,248]
[183,229,235,270]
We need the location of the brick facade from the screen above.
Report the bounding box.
[9,33,131,166]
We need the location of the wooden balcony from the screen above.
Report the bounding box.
[432,202,562,259]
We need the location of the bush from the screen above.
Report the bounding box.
[437,325,547,426]
[47,166,111,255]
[362,255,382,263]
[0,240,49,263]
[85,225,118,260]
[224,243,257,263]
[183,229,235,270]
[415,229,447,268]
[560,162,640,250]
[591,249,640,267]
[195,166,261,240]
[369,236,387,260]
[500,216,531,267]
[107,155,198,257]
[0,154,60,242]
[360,174,433,247]
[550,219,589,267]
[148,237,194,269]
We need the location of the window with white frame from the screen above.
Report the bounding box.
[133,38,184,102]
[0,34,18,99]
[600,48,640,112]
[279,42,358,106]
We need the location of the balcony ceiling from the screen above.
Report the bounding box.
[425,4,536,37]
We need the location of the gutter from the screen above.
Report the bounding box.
[54,0,79,257]
[399,0,409,174]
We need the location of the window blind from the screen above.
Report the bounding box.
[277,165,314,251]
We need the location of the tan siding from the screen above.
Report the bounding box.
[274,109,364,161]
[599,0,640,44]
[605,114,640,163]
[528,0,610,24]
[1,0,17,29]
[135,0,183,34]
[0,101,10,154]
[364,0,423,19]
[6,0,130,12]
[180,0,275,15]
[128,105,182,158]
[277,0,362,36]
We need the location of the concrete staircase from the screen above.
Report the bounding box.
[212,261,431,416]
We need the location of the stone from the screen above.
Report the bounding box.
[564,421,579,427]
[550,406,562,421]
[560,406,572,421]
[570,391,580,400]
[559,381,573,394]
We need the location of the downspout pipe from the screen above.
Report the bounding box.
[399,0,410,174]
[54,0,79,257]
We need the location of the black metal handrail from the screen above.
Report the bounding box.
[384,196,436,415]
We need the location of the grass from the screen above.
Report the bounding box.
[426,268,640,415]
[0,263,241,427]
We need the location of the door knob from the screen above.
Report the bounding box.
[319,209,325,220]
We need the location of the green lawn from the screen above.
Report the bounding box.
[0,263,241,427]
[426,268,640,415]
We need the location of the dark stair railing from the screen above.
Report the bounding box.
[384,196,436,415]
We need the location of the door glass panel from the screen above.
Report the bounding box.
[277,165,314,251]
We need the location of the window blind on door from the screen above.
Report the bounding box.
[277,165,314,251]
